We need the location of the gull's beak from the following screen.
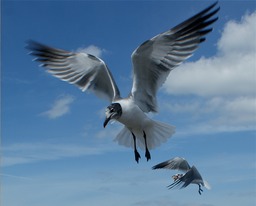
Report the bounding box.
[103,115,112,128]
[103,103,122,128]
[103,111,116,128]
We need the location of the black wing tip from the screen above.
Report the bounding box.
[152,164,163,170]
[25,40,50,57]
[172,1,220,32]
[211,1,219,7]
[204,1,219,12]
[200,38,206,43]
[201,1,220,21]
[25,40,71,54]
[152,160,169,170]
[192,1,220,20]
[25,39,45,50]
[152,165,158,170]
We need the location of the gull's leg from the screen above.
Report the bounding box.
[132,132,141,163]
[198,184,203,195]
[143,131,151,161]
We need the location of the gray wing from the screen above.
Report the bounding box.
[167,166,204,190]
[189,166,204,185]
[131,2,219,112]
[27,40,121,102]
[152,157,191,172]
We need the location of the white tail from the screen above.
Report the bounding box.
[114,120,175,150]
[203,180,211,190]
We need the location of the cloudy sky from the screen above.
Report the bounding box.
[2,1,256,206]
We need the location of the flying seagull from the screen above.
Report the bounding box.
[152,157,211,194]
[26,2,219,163]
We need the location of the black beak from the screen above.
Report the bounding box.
[103,116,111,128]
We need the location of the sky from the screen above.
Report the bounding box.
[1,0,256,206]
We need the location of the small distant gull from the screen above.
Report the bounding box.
[26,2,219,163]
[152,157,211,195]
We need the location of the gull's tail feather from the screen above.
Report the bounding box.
[114,121,175,150]
[114,126,134,148]
[203,180,211,190]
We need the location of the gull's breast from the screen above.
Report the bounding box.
[115,98,151,129]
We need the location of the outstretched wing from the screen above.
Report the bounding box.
[131,2,219,112]
[152,157,191,172]
[27,40,121,102]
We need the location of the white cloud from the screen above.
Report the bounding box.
[218,11,256,56]
[213,97,256,126]
[41,94,74,119]
[163,11,256,97]
[163,96,256,135]
[76,45,105,58]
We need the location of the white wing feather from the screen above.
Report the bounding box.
[131,2,219,112]
[27,41,121,102]
[152,157,191,172]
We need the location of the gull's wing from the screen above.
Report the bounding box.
[181,166,204,188]
[152,157,191,172]
[167,166,203,189]
[131,2,219,112]
[26,40,121,102]
[188,166,210,189]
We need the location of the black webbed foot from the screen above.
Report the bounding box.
[198,185,203,195]
[132,132,141,163]
[143,130,151,161]
[145,148,151,161]
[134,149,141,163]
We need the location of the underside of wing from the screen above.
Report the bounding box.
[152,157,190,172]
[167,167,196,190]
[131,2,219,113]
[27,40,120,102]
[189,166,204,185]
[167,178,188,190]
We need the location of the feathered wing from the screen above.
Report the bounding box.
[26,40,120,102]
[152,157,191,172]
[189,166,211,189]
[130,2,220,112]
[167,166,202,189]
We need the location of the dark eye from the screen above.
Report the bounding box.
[110,108,114,112]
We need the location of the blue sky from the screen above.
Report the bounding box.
[1,0,256,206]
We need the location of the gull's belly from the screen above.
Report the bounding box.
[116,99,151,129]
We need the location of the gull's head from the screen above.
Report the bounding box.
[103,103,122,128]
[172,173,183,181]
[172,174,179,181]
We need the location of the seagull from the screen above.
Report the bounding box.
[26,2,219,163]
[152,157,211,195]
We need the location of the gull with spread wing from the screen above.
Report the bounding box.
[27,2,219,163]
[152,157,211,194]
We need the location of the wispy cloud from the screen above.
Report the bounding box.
[0,173,33,180]
[162,96,256,135]
[41,94,75,119]
[2,142,108,167]
[76,45,105,58]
